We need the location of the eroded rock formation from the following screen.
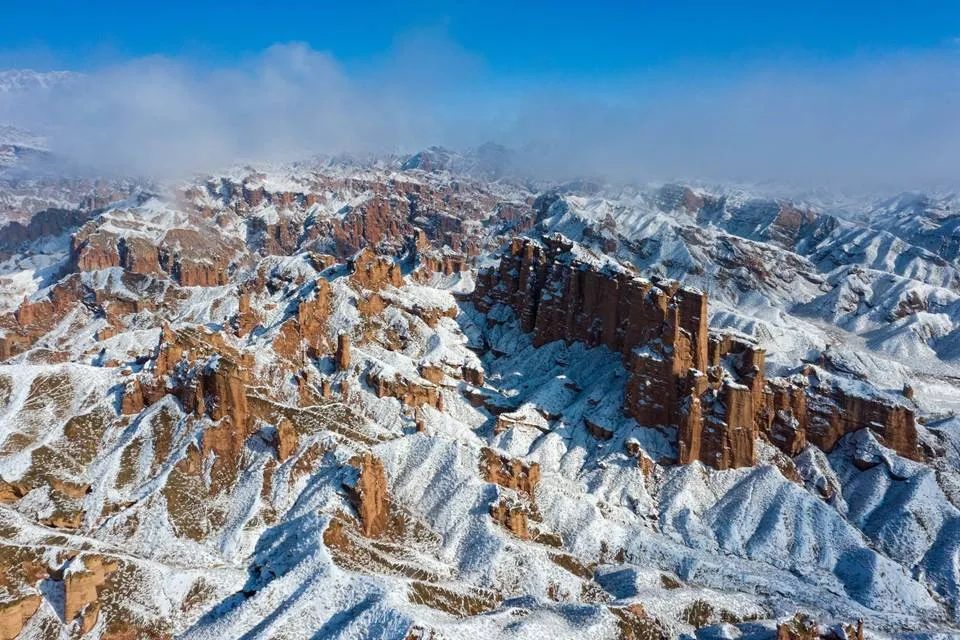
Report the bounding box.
[346,453,390,538]
[480,448,540,496]
[475,235,918,469]
[336,333,351,371]
[489,498,531,540]
[0,595,41,640]
[367,368,443,410]
[349,248,403,291]
[274,418,298,462]
[64,555,119,635]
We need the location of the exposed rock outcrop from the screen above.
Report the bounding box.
[367,368,443,410]
[273,418,298,462]
[232,292,261,337]
[775,613,864,640]
[475,235,918,469]
[336,334,351,371]
[0,594,41,640]
[489,498,531,540]
[349,249,403,290]
[347,453,390,538]
[64,555,119,635]
[480,448,540,496]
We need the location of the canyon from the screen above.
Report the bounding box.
[0,152,956,640]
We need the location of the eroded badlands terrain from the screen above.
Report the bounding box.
[0,146,959,639]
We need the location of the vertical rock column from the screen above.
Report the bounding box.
[336,333,351,371]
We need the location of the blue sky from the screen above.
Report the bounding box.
[3,1,958,76]
[2,2,959,187]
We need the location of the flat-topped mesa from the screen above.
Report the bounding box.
[475,236,919,470]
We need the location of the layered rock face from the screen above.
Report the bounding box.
[335,333,351,371]
[475,236,918,469]
[121,327,257,476]
[349,248,403,291]
[71,218,244,286]
[272,279,333,361]
[0,274,88,361]
[367,368,444,410]
[232,292,261,337]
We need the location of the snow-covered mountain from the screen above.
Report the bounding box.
[0,69,80,93]
[0,153,959,640]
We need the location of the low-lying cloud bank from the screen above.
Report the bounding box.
[1,38,959,189]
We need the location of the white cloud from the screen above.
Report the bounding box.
[1,39,958,189]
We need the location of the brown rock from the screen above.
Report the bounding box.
[64,555,119,634]
[118,236,161,274]
[462,365,484,386]
[418,363,444,385]
[489,498,531,539]
[0,594,41,640]
[274,418,298,462]
[233,292,260,337]
[336,334,351,371]
[807,383,917,459]
[0,480,25,504]
[480,448,540,496]
[584,417,614,441]
[120,378,145,415]
[349,248,403,290]
[367,369,442,410]
[476,235,915,470]
[72,226,121,272]
[347,453,390,538]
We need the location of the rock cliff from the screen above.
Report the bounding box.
[475,236,918,469]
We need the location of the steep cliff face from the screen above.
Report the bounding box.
[123,327,257,470]
[272,279,333,361]
[64,555,119,635]
[232,292,261,337]
[347,453,390,538]
[335,333,351,371]
[806,380,918,459]
[5,159,958,638]
[480,448,540,496]
[0,275,88,361]
[349,248,403,291]
[0,595,41,640]
[367,367,443,410]
[475,235,918,469]
[70,219,244,287]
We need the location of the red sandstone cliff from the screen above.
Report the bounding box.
[475,236,918,470]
